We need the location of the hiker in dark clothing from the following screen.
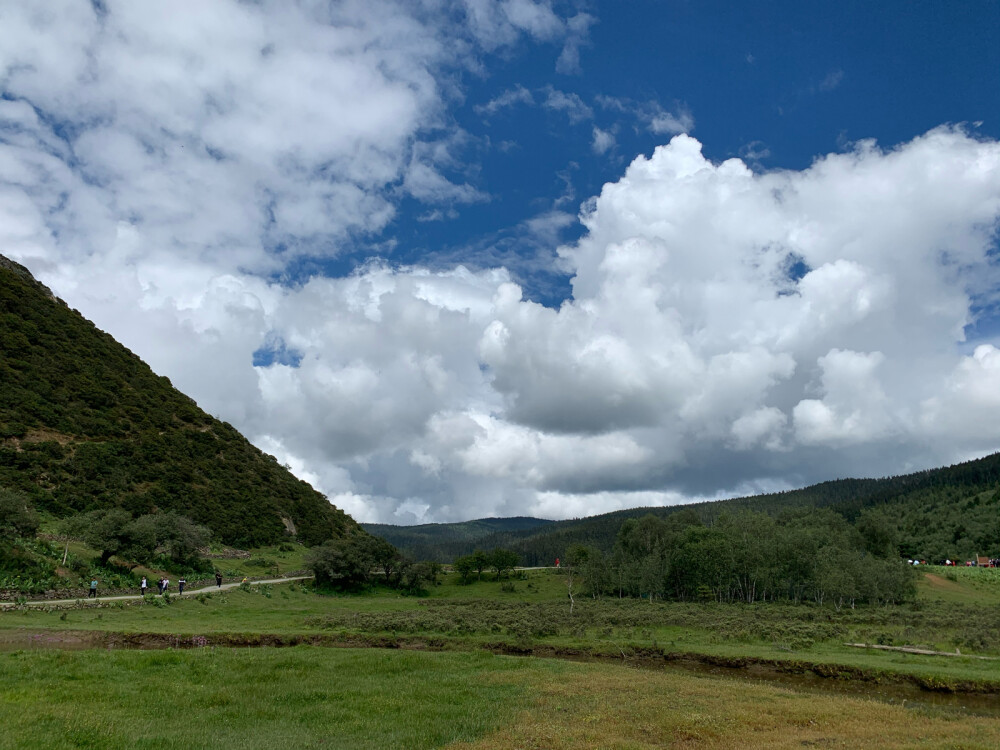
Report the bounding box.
[215,572,223,588]
[88,579,98,598]
[178,578,186,595]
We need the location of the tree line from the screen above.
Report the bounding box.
[561,507,915,609]
[452,548,519,582]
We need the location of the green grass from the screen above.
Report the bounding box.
[916,565,1000,605]
[3,646,1000,750]
[0,647,531,750]
[214,543,312,577]
[4,569,1000,688]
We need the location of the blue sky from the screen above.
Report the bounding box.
[367,0,1000,306]
[3,0,1000,524]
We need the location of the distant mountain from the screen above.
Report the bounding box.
[366,453,1000,564]
[361,516,554,561]
[0,254,359,547]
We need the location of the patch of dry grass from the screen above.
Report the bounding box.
[449,662,1000,750]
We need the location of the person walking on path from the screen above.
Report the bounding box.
[163,578,170,594]
[178,578,186,595]
[215,572,223,588]
[88,579,98,598]
[157,578,164,594]
[140,577,147,596]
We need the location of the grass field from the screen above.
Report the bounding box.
[917,566,1000,605]
[2,646,1000,750]
[2,567,1000,689]
[3,564,1000,747]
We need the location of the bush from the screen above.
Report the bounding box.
[145,594,165,608]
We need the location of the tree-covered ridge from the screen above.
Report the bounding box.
[368,452,1000,565]
[0,255,356,547]
[361,517,554,561]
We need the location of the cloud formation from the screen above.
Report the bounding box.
[2,3,1000,525]
[309,128,999,520]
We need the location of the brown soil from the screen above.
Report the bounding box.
[922,573,966,593]
[20,428,76,445]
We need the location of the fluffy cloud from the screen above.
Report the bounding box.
[528,128,1000,492]
[3,3,1000,525]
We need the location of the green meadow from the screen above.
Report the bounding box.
[3,566,1000,691]
[3,563,1000,748]
[4,645,1000,750]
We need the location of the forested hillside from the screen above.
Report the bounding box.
[361,517,553,561]
[0,255,357,547]
[369,453,1000,565]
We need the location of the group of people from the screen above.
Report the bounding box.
[138,577,170,595]
[86,572,228,600]
[136,572,225,597]
[137,576,192,595]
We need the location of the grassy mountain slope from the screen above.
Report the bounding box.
[368,452,1000,564]
[0,255,357,547]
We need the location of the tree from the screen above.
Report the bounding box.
[488,548,519,581]
[400,561,440,595]
[152,513,211,566]
[305,536,375,590]
[61,509,210,568]
[814,547,860,610]
[0,488,38,540]
[856,508,899,558]
[716,511,776,604]
[471,549,489,580]
[116,513,159,566]
[62,509,134,565]
[579,547,610,599]
[562,545,597,613]
[452,554,477,583]
[371,537,405,587]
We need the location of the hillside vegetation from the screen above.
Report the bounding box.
[362,517,554,562]
[369,453,1000,565]
[0,255,356,547]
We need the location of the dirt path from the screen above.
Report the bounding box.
[922,572,965,592]
[0,575,313,609]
